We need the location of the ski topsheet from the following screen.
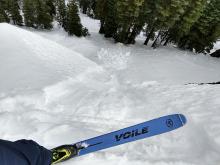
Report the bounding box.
[74,114,187,156]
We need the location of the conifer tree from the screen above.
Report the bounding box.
[143,0,189,46]
[46,0,56,16]
[0,1,9,23]
[95,0,107,33]
[55,0,67,29]
[89,0,97,18]
[6,0,23,25]
[79,0,90,14]
[115,0,144,43]
[126,0,150,44]
[165,0,206,45]
[23,0,36,28]
[79,0,96,17]
[0,10,7,23]
[23,0,53,29]
[103,0,117,38]
[178,0,220,53]
[96,0,117,37]
[142,0,157,45]
[66,0,89,36]
[151,0,190,48]
[35,0,53,29]
[0,13,5,23]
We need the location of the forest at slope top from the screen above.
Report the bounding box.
[0,0,220,54]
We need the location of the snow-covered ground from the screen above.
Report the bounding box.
[213,41,220,52]
[0,14,220,165]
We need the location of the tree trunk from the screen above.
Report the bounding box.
[160,31,168,45]
[116,25,129,43]
[163,38,169,46]
[152,31,161,48]
[82,5,87,14]
[127,24,142,44]
[144,26,155,45]
[99,20,105,34]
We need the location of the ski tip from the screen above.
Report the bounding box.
[178,114,187,126]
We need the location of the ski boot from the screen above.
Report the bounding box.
[51,144,82,164]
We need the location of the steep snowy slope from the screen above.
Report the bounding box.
[0,23,99,93]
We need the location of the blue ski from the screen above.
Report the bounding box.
[51,114,186,164]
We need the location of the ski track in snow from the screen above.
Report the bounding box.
[0,14,220,165]
[1,79,220,165]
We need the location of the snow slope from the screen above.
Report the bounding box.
[34,14,220,84]
[0,15,220,165]
[0,23,99,93]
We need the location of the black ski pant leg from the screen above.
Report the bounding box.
[0,139,52,165]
